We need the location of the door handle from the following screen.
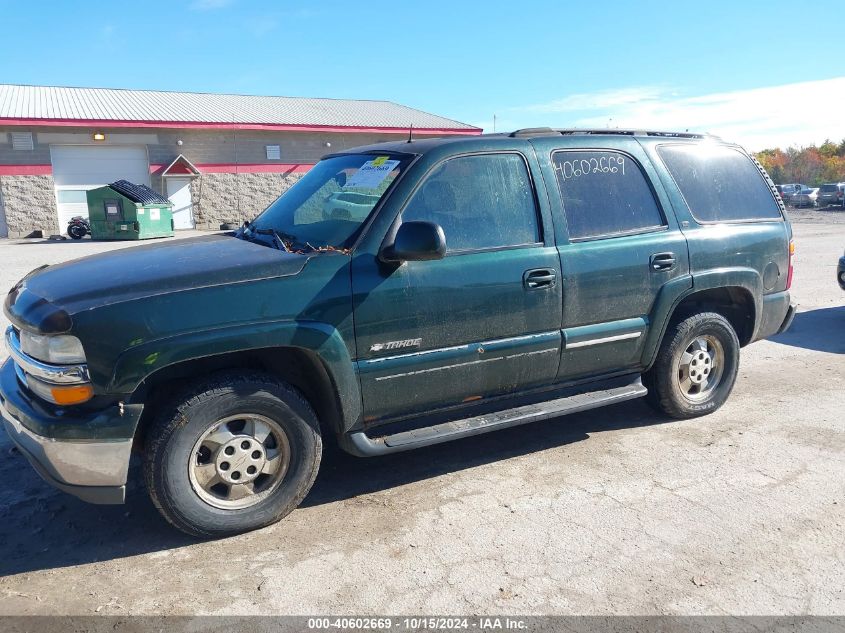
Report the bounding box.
[650,252,676,271]
[524,268,557,289]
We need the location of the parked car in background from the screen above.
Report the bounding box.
[838,249,845,290]
[817,183,845,208]
[776,183,806,205]
[790,186,817,208]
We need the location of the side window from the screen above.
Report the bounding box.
[551,150,665,240]
[657,144,782,222]
[401,153,540,252]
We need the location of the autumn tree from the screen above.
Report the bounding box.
[755,139,845,186]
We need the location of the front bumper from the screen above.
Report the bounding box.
[0,358,140,504]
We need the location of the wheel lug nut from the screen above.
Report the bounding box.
[231,471,241,481]
[224,446,235,456]
[251,450,261,459]
[247,465,257,475]
[220,461,230,471]
[241,441,251,449]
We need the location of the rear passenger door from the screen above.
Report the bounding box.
[533,138,692,380]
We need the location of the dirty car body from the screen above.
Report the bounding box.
[1,129,796,536]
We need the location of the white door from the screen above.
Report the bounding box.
[50,145,150,231]
[166,178,195,229]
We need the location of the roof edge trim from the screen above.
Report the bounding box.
[0,117,482,135]
[161,154,201,176]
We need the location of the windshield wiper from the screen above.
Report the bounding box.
[253,228,297,252]
[243,222,348,255]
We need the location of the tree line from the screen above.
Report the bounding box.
[755,139,845,186]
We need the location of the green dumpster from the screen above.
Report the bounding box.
[86,180,175,240]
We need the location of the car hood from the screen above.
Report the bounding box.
[6,235,310,333]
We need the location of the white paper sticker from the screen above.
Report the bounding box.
[137,209,145,215]
[150,208,160,221]
[345,157,400,189]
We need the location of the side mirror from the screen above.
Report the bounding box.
[382,221,446,262]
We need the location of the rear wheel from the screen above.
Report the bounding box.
[68,224,86,239]
[644,312,740,419]
[144,371,322,538]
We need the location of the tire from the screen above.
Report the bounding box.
[643,312,740,419]
[143,371,322,538]
[68,225,86,239]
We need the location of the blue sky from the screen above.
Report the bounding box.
[1,0,843,149]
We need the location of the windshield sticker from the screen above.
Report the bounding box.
[345,158,400,188]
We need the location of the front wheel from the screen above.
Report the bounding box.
[643,312,740,419]
[68,224,86,239]
[144,371,322,538]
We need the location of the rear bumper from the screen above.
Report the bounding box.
[755,290,796,340]
[777,302,797,334]
[0,358,138,504]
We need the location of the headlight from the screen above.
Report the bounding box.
[19,331,86,364]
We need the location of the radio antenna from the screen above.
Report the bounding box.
[407,124,413,143]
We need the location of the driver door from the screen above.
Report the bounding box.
[351,150,563,423]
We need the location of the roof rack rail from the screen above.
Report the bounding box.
[558,128,717,139]
[506,128,720,140]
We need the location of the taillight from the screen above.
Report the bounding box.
[786,239,795,290]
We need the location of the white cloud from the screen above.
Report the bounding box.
[505,78,845,151]
[518,86,668,114]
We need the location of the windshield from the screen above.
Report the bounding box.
[242,153,410,251]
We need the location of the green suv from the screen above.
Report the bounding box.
[1,129,796,537]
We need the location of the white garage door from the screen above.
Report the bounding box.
[51,145,150,231]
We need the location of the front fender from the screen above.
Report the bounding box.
[109,319,362,428]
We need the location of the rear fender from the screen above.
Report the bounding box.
[642,268,762,367]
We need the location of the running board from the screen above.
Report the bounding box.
[344,377,647,456]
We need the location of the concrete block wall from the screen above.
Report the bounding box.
[0,175,59,237]
[190,171,305,228]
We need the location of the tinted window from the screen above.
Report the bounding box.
[658,144,782,222]
[551,150,665,239]
[401,153,540,251]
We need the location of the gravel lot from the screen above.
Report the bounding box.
[0,216,843,616]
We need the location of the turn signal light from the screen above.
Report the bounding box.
[49,384,94,406]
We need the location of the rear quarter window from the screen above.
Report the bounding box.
[657,144,782,223]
